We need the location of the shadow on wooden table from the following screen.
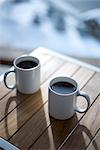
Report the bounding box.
[49,115,98,150]
[49,114,80,149]
[4,90,28,139]
[4,89,50,149]
[33,114,98,149]
[3,90,98,149]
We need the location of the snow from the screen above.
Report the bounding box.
[0,0,100,58]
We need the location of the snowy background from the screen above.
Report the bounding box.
[0,0,100,58]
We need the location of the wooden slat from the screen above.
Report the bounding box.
[61,95,100,150]
[76,73,100,120]
[0,62,79,139]
[0,56,64,122]
[0,48,99,150]
[59,73,100,149]
[72,67,95,89]
[52,62,80,78]
[41,57,64,83]
[0,90,28,122]
[0,63,77,149]
[87,130,100,150]
[30,49,52,65]
[0,75,14,101]
[7,67,95,149]
[29,68,95,150]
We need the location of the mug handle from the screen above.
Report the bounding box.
[4,70,16,89]
[75,91,90,113]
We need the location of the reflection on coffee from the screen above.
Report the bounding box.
[51,81,76,94]
[17,60,38,69]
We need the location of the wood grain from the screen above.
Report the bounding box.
[29,68,95,150]
[61,95,100,150]
[0,55,64,122]
[0,62,79,140]
[41,57,64,83]
[72,67,95,89]
[87,129,100,150]
[7,67,94,149]
[6,63,79,149]
[76,73,100,120]
[30,49,52,65]
[59,73,100,149]
[0,48,99,150]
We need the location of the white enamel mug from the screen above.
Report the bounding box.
[4,55,40,94]
[48,76,90,120]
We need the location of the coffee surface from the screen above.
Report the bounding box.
[17,60,38,69]
[51,81,76,94]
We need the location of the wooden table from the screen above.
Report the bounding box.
[0,47,100,150]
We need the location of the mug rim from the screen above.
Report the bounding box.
[14,55,40,71]
[49,76,79,96]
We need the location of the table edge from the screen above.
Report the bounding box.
[0,47,100,82]
[38,47,100,73]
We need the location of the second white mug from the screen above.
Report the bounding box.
[48,76,90,120]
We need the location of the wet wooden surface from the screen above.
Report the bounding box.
[0,48,100,150]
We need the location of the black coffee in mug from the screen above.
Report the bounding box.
[51,81,76,94]
[17,60,38,69]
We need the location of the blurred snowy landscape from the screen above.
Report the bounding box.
[0,0,100,58]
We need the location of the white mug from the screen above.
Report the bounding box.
[48,76,90,120]
[4,55,40,94]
